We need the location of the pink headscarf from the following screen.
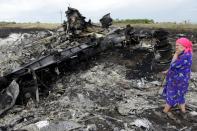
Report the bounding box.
[176,37,193,53]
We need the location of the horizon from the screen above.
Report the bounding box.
[0,0,197,24]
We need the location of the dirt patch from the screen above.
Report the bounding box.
[0,28,53,38]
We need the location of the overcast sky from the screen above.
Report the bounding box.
[0,0,197,23]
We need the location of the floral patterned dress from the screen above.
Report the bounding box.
[162,51,192,106]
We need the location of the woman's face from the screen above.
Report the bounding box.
[176,43,185,52]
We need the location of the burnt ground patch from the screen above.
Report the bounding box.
[0,28,53,38]
[1,23,197,130]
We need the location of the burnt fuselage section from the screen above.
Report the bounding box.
[0,7,172,115]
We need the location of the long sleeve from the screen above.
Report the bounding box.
[170,52,192,70]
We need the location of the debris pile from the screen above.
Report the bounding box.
[64,7,89,35]
[0,7,197,131]
[153,30,172,71]
[100,13,113,28]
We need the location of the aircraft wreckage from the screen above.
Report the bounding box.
[0,7,173,116]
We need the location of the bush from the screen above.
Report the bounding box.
[0,21,16,25]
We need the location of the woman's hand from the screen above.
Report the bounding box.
[171,53,178,63]
[175,49,182,55]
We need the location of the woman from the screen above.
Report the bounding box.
[162,37,193,113]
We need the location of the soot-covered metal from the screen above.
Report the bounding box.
[0,7,172,117]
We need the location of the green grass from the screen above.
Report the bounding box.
[0,23,61,30]
[113,19,154,24]
[113,22,197,32]
[1,21,197,32]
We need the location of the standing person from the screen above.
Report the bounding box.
[162,37,193,113]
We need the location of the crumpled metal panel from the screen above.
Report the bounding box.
[0,80,19,115]
[100,13,113,28]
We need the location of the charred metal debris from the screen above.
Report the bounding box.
[0,7,172,115]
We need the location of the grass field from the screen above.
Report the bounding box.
[113,22,197,32]
[0,23,61,30]
[1,22,197,32]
